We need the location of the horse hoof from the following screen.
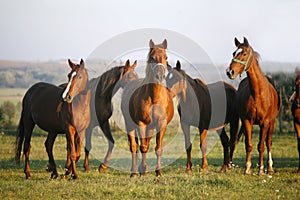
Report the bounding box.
[258,169,265,176]
[199,167,208,173]
[185,169,192,174]
[155,169,162,177]
[25,175,32,180]
[98,163,107,173]
[267,167,274,175]
[51,172,58,179]
[244,169,251,175]
[297,168,300,174]
[60,174,69,180]
[71,174,79,180]
[130,173,139,178]
[83,165,90,172]
[138,165,148,175]
[220,165,227,173]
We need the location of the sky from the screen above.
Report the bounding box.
[0,0,300,64]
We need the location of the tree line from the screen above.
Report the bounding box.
[0,71,296,133]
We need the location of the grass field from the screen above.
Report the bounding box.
[0,128,299,199]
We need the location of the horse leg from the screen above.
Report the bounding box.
[298,129,300,174]
[155,126,166,177]
[138,126,149,175]
[229,117,240,167]
[83,125,93,172]
[64,135,72,176]
[44,133,58,179]
[199,129,208,172]
[257,122,269,175]
[67,126,79,180]
[218,128,229,172]
[99,120,114,173]
[181,122,192,173]
[266,120,275,174]
[23,124,34,179]
[127,130,138,177]
[244,120,253,175]
[294,121,300,173]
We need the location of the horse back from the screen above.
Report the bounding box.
[23,82,68,133]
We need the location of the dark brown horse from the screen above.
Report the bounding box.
[121,39,174,177]
[226,37,280,175]
[83,59,138,172]
[291,72,300,174]
[16,59,90,179]
[166,61,239,173]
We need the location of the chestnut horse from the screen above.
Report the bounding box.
[166,61,239,173]
[291,73,300,174]
[226,37,280,175]
[83,60,138,172]
[121,39,174,177]
[16,59,90,179]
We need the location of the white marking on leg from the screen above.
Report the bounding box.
[268,152,273,167]
[62,71,77,99]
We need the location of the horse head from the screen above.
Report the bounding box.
[118,59,138,88]
[62,59,89,103]
[226,37,254,79]
[166,60,187,101]
[146,39,168,84]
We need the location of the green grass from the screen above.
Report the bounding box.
[0,130,299,199]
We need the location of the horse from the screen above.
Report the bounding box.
[166,61,239,173]
[121,39,174,177]
[291,73,300,174]
[15,59,90,180]
[226,37,280,175]
[83,59,138,172]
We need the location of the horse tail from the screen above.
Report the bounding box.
[15,113,25,165]
[237,123,245,142]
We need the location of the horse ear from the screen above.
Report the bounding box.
[125,59,130,67]
[132,60,137,69]
[234,37,240,47]
[162,39,167,49]
[149,39,154,48]
[68,59,75,69]
[80,58,85,68]
[176,60,181,70]
[243,37,249,47]
[167,62,172,71]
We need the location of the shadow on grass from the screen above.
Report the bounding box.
[2,156,298,172]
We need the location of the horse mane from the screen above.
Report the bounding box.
[96,66,123,97]
[249,47,261,64]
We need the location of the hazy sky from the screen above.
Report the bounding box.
[0,0,299,64]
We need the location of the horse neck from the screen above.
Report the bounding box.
[99,74,122,100]
[246,58,268,97]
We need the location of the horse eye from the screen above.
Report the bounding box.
[243,53,247,56]
[78,75,82,79]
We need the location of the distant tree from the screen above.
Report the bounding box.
[0,101,16,128]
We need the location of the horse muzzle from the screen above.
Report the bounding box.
[64,94,73,103]
[226,68,236,80]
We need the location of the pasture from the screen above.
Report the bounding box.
[0,128,299,199]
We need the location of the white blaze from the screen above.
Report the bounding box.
[235,48,243,57]
[62,71,77,99]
